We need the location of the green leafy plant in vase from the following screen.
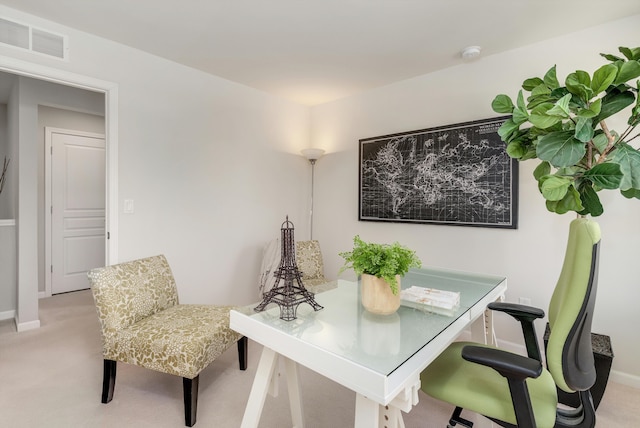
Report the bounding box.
[491,46,640,216]
[339,235,421,314]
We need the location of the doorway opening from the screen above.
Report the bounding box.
[0,56,118,330]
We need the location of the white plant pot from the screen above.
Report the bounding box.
[360,273,401,315]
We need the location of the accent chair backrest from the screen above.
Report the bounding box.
[88,255,179,342]
[546,218,601,393]
[295,240,325,281]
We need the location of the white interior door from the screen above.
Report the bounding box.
[50,130,105,294]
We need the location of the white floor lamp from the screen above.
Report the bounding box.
[300,148,325,240]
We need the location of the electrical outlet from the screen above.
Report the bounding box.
[519,297,531,306]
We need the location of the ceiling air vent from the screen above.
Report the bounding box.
[0,17,67,60]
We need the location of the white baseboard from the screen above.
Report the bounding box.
[16,318,40,332]
[609,370,640,389]
[0,309,16,321]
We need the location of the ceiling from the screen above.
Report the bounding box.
[2,0,640,106]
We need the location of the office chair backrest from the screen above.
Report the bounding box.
[546,218,601,393]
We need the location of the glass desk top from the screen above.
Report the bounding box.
[234,267,506,376]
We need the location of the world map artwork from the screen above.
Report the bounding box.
[359,117,518,228]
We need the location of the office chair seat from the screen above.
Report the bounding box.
[422,341,557,428]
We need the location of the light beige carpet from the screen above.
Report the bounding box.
[0,290,637,427]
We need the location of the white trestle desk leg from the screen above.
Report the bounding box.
[379,405,405,428]
[470,309,489,344]
[283,357,305,428]
[354,394,379,428]
[241,347,279,428]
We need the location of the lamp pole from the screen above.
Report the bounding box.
[300,148,325,240]
[309,157,317,240]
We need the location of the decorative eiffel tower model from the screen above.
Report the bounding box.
[254,216,323,321]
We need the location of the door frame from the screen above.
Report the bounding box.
[44,127,106,297]
[0,55,119,263]
[0,55,118,330]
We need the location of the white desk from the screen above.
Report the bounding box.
[230,267,507,428]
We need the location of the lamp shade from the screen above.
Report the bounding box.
[301,148,325,161]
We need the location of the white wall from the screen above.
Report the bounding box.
[310,15,640,385]
[0,6,311,325]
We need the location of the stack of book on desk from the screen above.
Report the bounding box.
[400,286,460,316]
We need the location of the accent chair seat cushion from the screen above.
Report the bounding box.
[421,342,558,428]
[105,304,240,379]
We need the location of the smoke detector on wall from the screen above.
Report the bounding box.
[461,46,482,60]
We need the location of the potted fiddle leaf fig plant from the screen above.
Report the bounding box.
[488,47,639,406]
[491,46,640,216]
[339,235,421,315]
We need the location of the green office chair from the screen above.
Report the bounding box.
[421,217,601,428]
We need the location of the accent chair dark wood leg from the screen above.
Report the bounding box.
[183,375,199,427]
[237,336,248,370]
[102,359,117,403]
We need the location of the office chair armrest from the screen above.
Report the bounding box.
[462,345,542,428]
[462,345,543,380]
[487,302,545,322]
[487,302,544,361]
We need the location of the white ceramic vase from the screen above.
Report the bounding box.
[360,273,401,315]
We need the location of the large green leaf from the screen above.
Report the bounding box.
[531,83,552,98]
[533,161,551,181]
[591,64,618,94]
[610,143,640,190]
[578,183,604,217]
[522,77,544,91]
[614,60,640,85]
[546,93,572,118]
[546,186,583,214]
[528,103,561,129]
[601,53,624,62]
[621,188,640,199]
[498,119,520,141]
[619,47,640,61]
[595,90,635,122]
[527,94,553,110]
[566,71,593,101]
[537,131,586,167]
[512,107,529,125]
[574,117,594,143]
[540,175,571,201]
[492,94,514,114]
[544,65,559,90]
[506,141,526,158]
[591,132,609,153]
[516,90,526,110]
[583,163,623,189]
[577,98,602,118]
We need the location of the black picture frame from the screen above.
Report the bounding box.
[359,116,518,229]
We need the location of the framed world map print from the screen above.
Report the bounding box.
[359,116,518,229]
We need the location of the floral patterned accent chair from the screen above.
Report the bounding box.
[88,255,248,427]
[295,240,336,293]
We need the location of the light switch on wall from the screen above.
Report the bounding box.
[124,199,134,213]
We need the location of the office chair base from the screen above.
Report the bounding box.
[448,407,473,428]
